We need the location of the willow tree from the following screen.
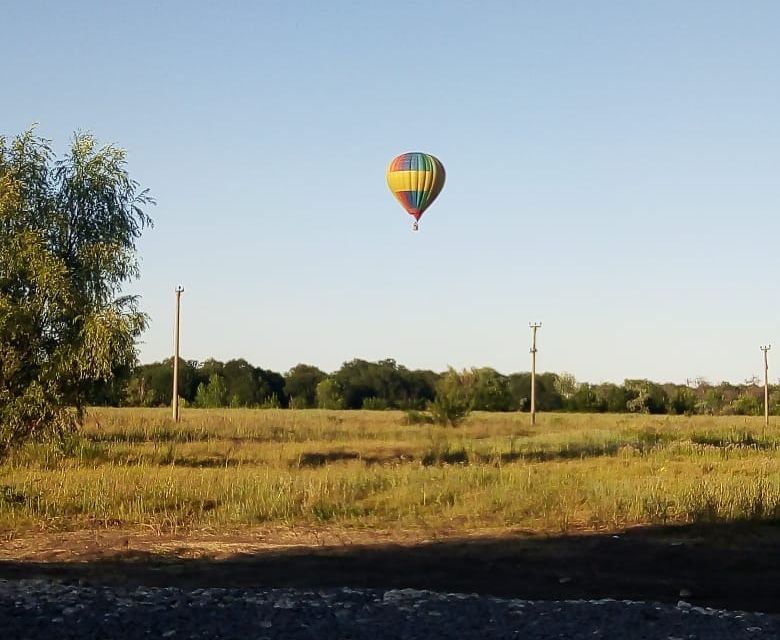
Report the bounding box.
[0,128,153,457]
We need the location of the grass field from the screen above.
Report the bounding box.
[1,409,779,536]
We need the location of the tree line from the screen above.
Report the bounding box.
[91,357,780,417]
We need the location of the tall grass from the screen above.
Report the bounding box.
[1,409,779,534]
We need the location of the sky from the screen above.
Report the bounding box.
[3,1,780,384]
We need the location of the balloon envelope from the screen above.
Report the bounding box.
[386,152,445,223]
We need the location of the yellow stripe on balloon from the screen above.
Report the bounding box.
[387,170,434,193]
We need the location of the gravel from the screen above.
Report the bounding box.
[1,579,778,639]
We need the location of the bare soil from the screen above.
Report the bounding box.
[2,522,780,613]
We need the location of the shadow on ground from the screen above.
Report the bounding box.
[2,521,780,613]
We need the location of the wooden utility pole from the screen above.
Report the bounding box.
[172,286,184,423]
[529,322,542,426]
[761,344,771,433]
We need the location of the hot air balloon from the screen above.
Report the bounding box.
[386,152,445,231]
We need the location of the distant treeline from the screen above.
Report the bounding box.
[89,358,780,416]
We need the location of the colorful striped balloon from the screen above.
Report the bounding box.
[386,152,445,230]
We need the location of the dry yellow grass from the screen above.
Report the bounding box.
[1,408,778,535]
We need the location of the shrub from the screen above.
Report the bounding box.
[429,368,473,427]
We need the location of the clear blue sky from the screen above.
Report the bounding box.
[4,1,780,384]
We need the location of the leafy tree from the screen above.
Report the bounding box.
[554,372,579,402]
[400,368,439,410]
[221,359,259,406]
[332,359,382,409]
[197,358,225,383]
[316,378,344,409]
[256,367,288,408]
[768,388,780,416]
[507,372,564,412]
[591,383,629,412]
[174,359,201,404]
[365,359,405,406]
[507,373,531,410]
[715,382,742,407]
[668,387,696,415]
[0,128,152,457]
[730,392,761,416]
[570,383,607,412]
[696,387,725,415]
[469,367,512,411]
[537,373,565,411]
[84,363,135,406]
[625,380,667,414]
[331,358,422,409]
[194,373,228,408]
[125,358,197,407]
[284,364,326,408]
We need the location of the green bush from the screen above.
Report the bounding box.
[429,368,473,427]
